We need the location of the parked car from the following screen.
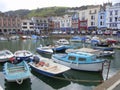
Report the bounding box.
[97,30,103,35]
[104,30,111,35]
[112,31,117,35]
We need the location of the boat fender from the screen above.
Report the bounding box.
[9,57,15,63]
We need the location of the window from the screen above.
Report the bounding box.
[100,16,103,19]
[100,21,103,25]
[115,10,118,15]
[68,56,76,61]
[91,56,96,61]
[91,16,94,20]
[78,58,86,61]
[110,11,113,16]
[115,17,117,22]
[91,22,94,25]
[109,17,112,22]
[23,22,27,25]
[29,23,33,25]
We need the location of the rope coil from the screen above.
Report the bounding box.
[16,79,23,84]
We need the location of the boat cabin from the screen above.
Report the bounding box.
[60,52,99,64]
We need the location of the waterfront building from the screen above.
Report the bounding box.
[52,16,60,32]
[48,17,54,33]
[78,9,88,33]
[31,17,49,34]
[21,19,34,33]
[0,13,21,34]
[87,5,101,31]
[71,13,79,33]
[98,7,107,30]
[106,2,120,30]
[59,15,72,33]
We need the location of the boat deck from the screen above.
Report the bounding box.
[8,66,25,73]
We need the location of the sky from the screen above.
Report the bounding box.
[0,0,119,12]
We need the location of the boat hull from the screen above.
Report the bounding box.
[0,50,14,62]
[52,57,103,72]
[36,48,53,54]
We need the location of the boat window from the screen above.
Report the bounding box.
[0,53,4,56]
[68,56,76,61]
[78,58,86,61]
[91,56,96,61]
[5,52,11,55]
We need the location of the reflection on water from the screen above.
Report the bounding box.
[31,70,70,89]
[4,78,32,90]
[63,70,103,86]
[31,68,102,89]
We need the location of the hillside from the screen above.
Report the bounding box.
[3,5,100,17]
[27,7,71,17]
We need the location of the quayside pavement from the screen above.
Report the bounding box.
[94,71,120,90]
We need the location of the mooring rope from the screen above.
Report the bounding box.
[16,79,23,84]
[49,75,103,83]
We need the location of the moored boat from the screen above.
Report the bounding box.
[52,52,105,72]
[29,55,70,77]
[36,45,53,54]
[3,61,31,84]
[93,47,115,57]
[66,48,101,57]
[56,39,69,45]
[14,50,33,61]
[0,50,14,62]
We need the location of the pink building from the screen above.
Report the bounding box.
[0,13,21,34]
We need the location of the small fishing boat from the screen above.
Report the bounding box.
[0,50,14,62]
[52,52,105,72]
[93,47,115,57]
[70,36,82,42]
[52,45,72,53]
[0,37,8,41]
[29,55,70,77]
[14,50,33,61]
[3,61,31,84]
[56,39,69,45]
[21,35,31,39]
[36,44,53,54]
[106,38,118,44]
[66,48,101,57]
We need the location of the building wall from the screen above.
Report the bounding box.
[32,17,49,34]
[106,3,120,30]
[98,9,106,29]
[59,15,72,31]
[0,14,21,33]
[87,5,101,28]
[78,9,88,30]
[21,19,34,31]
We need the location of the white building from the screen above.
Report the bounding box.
[21,19,34,32]
[87,5,101,30]
[78,5,101,30]
[59,15,72,31]
[106,3,120,30]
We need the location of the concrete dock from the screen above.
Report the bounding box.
[94,71,120,90]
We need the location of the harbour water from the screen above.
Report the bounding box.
[0,38,120,90]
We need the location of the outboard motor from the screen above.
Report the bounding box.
[33,55,40,64]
